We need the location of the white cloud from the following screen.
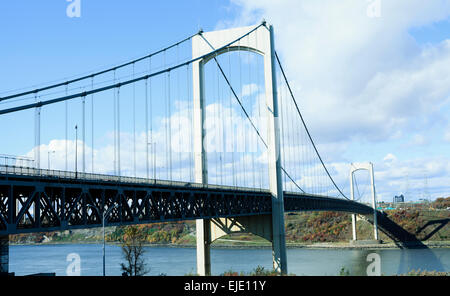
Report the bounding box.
[241,83,259,98]
[383,153,397,165]
[408,134,428,146]
[224,0,450,143]
[217,0,450,200]
[375,155,450,200]
[444,128,450,142]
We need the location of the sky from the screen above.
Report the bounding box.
[0,0,449,202]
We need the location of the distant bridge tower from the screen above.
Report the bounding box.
[350,162,379,241]
[192,22,287,275]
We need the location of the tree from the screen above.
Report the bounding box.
[120,226,149,276]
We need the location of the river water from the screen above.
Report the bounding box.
[8,244,450,276]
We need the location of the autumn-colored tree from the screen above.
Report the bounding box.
[120,226,149,276]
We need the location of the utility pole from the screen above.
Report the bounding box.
[75,125,78,178]
[48,150,55,170]
[86,204,118,276]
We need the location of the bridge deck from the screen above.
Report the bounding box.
[0,166,373,235]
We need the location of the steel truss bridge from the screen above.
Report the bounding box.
[0,167,374,234]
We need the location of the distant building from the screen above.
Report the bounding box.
[393,194,404,203]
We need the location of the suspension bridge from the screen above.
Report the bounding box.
[0,22,418,275]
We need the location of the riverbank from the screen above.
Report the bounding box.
[10,239,450,250]
[286,240,450,249]
[9,205,449,249]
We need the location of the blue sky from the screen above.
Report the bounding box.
[1,1,450,202]
[0,1,232,91]
[410,18,450,44]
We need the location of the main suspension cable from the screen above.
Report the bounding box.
[0,32,199,102]
[0,24,265,116]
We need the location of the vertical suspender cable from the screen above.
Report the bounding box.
[303,99,311,193]
[117,86,121,177]
[145,78,149,179]
[113,70,117,175]
[82,93,86,174]
[212,55,217,184]
[218,54,224,185]
[187,64,193,182]
[255,32,263,189]
[34,93,41,170]
[149,58,155,179]
[228,47,236,187]
[258,70,263,189]
[289,82,299,192]
[307,126,313,194]
[288,81,295,192]
[216,56,221,185]
[177,45,182,181]
[220,56,226,186]
[163,52,168,180]
[248,36,256,188]
[291,83,301,192]
[298,84,306,193]
[133,63,136,177]
[238,41,246,188]
[286,85,294,191]
[65,85,68,171]
[279,70,287,189]
[300,92,308,193]
[168,70,172,181]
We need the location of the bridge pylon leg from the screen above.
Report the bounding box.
[192,28,211,276]
[351,214,357,241]
[197,215,274,276]
[196,219,211,276]
[0,235,8,274]
[265,25,287,275]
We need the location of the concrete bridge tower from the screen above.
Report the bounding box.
[192,22,287,275]
[350,162,379,242]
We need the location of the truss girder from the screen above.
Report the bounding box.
[0,174,376,235]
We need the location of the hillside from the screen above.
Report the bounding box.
[9,197,450,246]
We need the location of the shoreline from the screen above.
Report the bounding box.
[9,240,450,250]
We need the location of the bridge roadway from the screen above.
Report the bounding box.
[0,165,377,236]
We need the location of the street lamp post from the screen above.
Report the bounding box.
[87,203,118,276]
[147,141,158,180]
[48,150,55,170]
[147,142,155,179]
[75,125,78,178]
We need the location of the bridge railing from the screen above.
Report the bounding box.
[0,154,34,168]
[0,165,377,206]
[0,164,268,193]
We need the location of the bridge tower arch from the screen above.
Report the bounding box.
[192,22,287,275]
[349,162,379,241]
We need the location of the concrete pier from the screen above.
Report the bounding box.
[350,239,382,246]
[0,235,8,274]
